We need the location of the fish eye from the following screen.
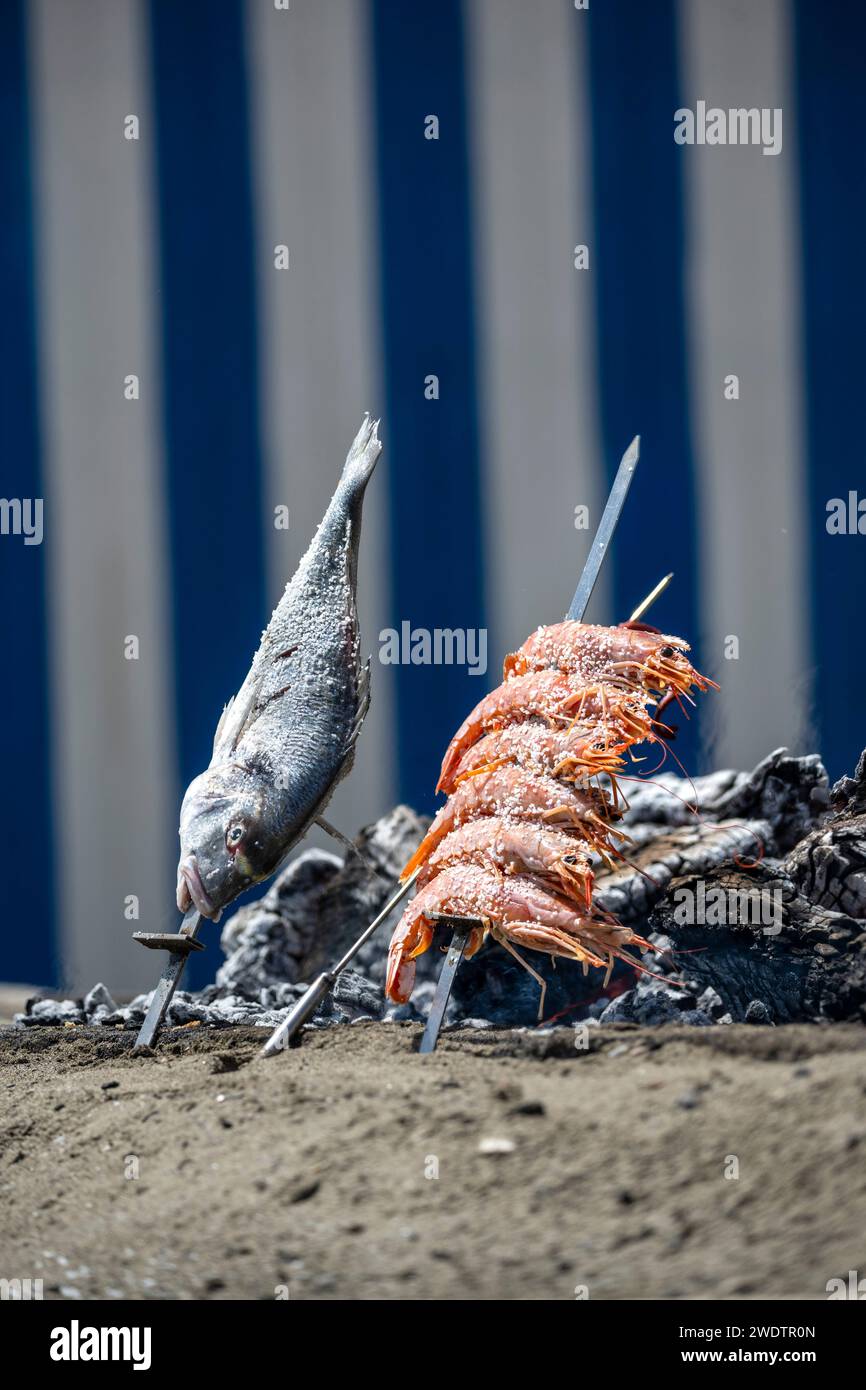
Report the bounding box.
[660,646,674,658]
[563,855,577,864]
[226,824,245,849]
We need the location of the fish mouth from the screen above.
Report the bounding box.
[176,855,219,920]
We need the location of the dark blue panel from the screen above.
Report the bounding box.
[0,1,58,986]
[585,1,704,775]
[370,0,487,817]
[795,0,866,783]
[149,0,265,980]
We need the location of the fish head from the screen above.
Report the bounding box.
[176,762,287,920]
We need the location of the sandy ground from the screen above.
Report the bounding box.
[1,1021,864,1301]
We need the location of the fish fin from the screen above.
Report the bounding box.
[315,816,391,885]
[346,657,371,752]
[212,696,235,757]
[210,667,263,763]
[341,414,382,493]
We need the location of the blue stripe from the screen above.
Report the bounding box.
[794,0,866,783]
[0,2,58,986]
[148,0,266,982]
[370,0,487,817]
[585,2,704,774]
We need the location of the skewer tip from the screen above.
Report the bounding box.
[628,570,675,623]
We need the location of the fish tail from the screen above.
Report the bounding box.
[341,413,382,495]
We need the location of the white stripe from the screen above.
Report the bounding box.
[679,0,809,766]
[467,0,607,658]
[246,0,394,843]
[29,0,175,992]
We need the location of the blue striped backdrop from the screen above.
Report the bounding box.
[1,0,863,992]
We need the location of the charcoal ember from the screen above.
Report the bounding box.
[650,858,866,1023]
[594,819,770,924]
[331,969,384,1022]
[745,1000,773,1024]
[164,987,313,1030]
[645,933,678,973]
[586,751,821,930]
[15,997,85,1027]
[98,994,148,1029]
[304,805,430,980]
[155,966,385,1032]
[258,982,308,1012]
[165,992,216,1026]
[617,750,826,846]
[618,767,743,827]
[215,807,427,996]
[787,816,866,918]
[829,747,866,815]
[386,980,435,1024]
[217,848,343,993]
[599,984,716,1027]
[702,748,829,853]
[698,985,729,1019]
[449,936,639,1028]
[203,994,306,1029]
[786,751,866,918]
[83,983,117,1020]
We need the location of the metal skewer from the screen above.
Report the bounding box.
[567,435,640,621]
[260,870,419,1056]
[417,917,476,1054]
[132,907,205,1049]
[418,436,642,1054]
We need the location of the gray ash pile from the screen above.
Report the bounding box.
[15,750,866,1034]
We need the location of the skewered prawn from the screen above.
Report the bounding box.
[385,863,653,1016]
[416,817,595,908]
[448,708,648,790]
[437,672,654,793]
[402,765,626,882]
[389,613,716,1021]
[503,619,717,699]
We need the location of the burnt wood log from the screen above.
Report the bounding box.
[651,862,866,1023]
[648,753,866,1024]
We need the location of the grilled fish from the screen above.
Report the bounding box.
[176,415,382,920]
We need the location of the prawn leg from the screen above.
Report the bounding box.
[492,928,548,1021]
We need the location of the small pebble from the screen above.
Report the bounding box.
[508,1100,546,1117]
[477,1136,515,1155]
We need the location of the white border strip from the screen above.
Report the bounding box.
[467,0,607,655]
[679,0,809,764]
[29,0,175,991]
[246,0,393,837]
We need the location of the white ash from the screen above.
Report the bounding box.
[599,984,726,1027]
